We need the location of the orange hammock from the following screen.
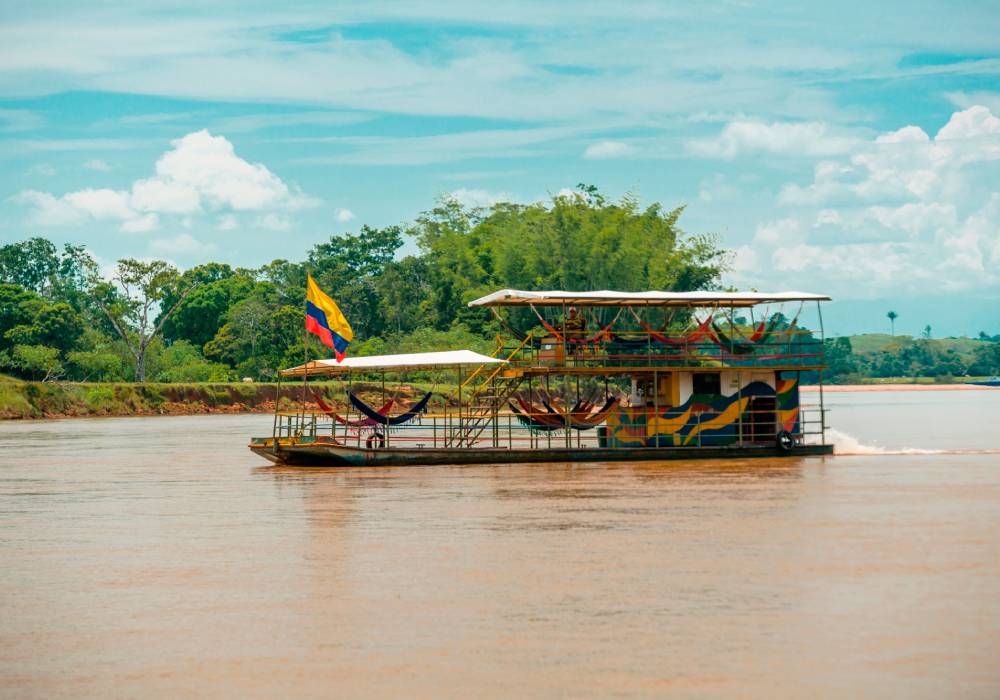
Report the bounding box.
[511,395,619,431]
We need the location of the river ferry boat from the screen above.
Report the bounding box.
[250,289,834,466]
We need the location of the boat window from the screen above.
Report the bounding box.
[693,372,721,395]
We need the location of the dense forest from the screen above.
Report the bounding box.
[2,187,998,385]
[0,189,725,383]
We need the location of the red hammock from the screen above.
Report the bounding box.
[313,391,394,427]
[629,308,714,345]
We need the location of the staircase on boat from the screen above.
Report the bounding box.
[444,336,529,448]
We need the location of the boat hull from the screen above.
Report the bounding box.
[250,440,833,467]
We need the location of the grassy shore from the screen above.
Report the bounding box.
[2,374,993,420]
[0,376,437,419]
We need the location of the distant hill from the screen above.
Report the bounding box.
[845,334,983,358]
[825,333,999,382]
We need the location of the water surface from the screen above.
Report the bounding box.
[2,391,999,698]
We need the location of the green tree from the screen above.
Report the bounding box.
[887,310,898,336]
[89,259,198,382]
[0,238,60,292]
[148,340,236,383]
[824,336,857,380]
[411,191,725,332]
[2,344,64,382]
[968,342,1000,376]
[162,273,255,348]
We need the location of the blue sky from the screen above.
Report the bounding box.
[1,1,999,336]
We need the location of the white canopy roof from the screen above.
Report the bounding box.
[280,349,505,377]
[468,289,831,307]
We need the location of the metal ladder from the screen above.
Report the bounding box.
[445,334,532,448]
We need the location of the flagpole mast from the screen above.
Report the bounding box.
[301,269,310,437]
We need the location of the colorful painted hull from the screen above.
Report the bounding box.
[249,438,832,467]
[606,377,800,448]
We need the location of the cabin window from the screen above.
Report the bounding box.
[693,372,721,395]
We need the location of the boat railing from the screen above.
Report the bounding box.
[495,327,825,371]
[269,399,829,451]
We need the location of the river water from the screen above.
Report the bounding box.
[1,391,999,698]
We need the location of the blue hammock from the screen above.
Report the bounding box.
[349,391,432,426]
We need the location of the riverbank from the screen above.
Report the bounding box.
[2,377,994,419]
[0,378,429,419]
[802,383,996,392]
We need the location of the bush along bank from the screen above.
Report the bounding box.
[0,379,437,420]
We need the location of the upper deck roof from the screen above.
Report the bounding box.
[467,289,831,308]
[280,349,505,377]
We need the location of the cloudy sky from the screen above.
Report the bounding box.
[1,1,999,336]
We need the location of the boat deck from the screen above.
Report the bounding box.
[250,437,833,467]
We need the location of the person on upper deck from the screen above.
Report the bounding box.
[561,307,587,354]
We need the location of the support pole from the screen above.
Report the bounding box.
[272,371,282,456]
[817,300,826,446]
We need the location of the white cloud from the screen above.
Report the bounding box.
[732,106,1000,296]
[130,176,200,214]
[447,188,512,208]
[64,188,134,220]
[688,119,861,160]
[12,129,317,233]
[149,233,218,256]
[216,213,237,230]
[729,245,759,276]
[697,174,740,203]
[753,218,800,244]
[335,208,355,223]
[254,213,292,231]
[583,140,635,159]
[142,130,317,211]
[121,213,160,233]
[82,158,111,171]
[946,91,1000,116]
[27,163,56,176]
[10,190,85,226]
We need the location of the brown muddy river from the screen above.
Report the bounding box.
[2,391,999,698]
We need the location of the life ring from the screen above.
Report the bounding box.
[366,432,385,449]
[776,430,794,452]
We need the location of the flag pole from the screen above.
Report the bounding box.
[301,270,310,436]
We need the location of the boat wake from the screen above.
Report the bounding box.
[824,429,1000,456]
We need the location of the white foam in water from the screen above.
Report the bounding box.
[824,428,1000,456]
[825,428,944,455]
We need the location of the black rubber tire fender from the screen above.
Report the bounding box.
[776,430,794,452]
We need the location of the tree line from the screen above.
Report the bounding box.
[0,188,726,383]
[824,335,1000,383]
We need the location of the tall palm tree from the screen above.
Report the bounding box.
[887,310,898,336]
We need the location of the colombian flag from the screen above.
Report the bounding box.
[305,274,353,362]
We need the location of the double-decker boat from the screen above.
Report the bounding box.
[250,289,834,466]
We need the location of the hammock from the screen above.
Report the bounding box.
[489,308,542,347]
[510,397,564,431]
[529,305,624,344]
[349,391,433,426]
[314,391,395,427]
[709,321,756,355]
[628,308,715,346]
[511,395,619,431]
[718,303,805,351]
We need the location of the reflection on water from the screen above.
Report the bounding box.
[1,391,999,698]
